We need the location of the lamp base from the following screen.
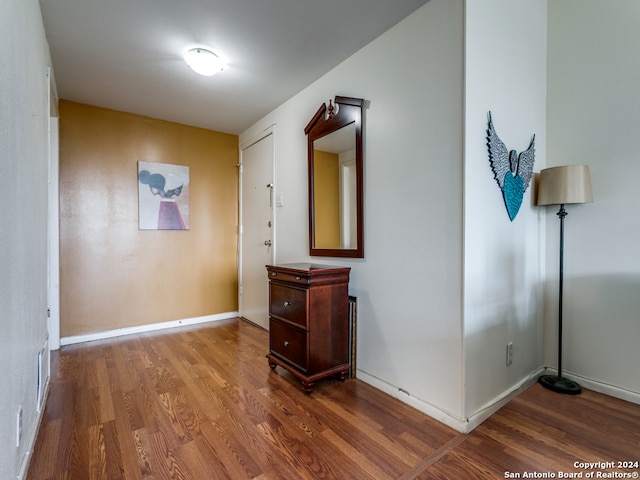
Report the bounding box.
[538,375,582,395]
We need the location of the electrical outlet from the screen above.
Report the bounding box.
[16,406,22,447]
[506,342,513,366]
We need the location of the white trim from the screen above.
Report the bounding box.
[539,368,640,406]
[357,369,469,432]
[17,379,50,480]
[48,66,59,118]
[60,312,238,346]
[271,125,277,262]
[361,366,640,433]
[47,68,60,351]
[239,124,276,151]
[465,368,543,432]
[358,367,542,433]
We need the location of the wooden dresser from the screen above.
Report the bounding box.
[266,263,351,393]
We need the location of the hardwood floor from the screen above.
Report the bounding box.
[27,318,640,479]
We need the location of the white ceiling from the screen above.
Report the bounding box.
[40,0,429,134]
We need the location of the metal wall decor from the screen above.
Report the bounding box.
[486,111,536,221]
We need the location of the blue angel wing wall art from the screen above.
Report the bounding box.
[486,111,536,221]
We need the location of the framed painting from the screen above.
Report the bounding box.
[138,161,190,230]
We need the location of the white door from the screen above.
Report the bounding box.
[239,129,275,329]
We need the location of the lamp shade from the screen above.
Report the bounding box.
[537,165,593,206]
[184,48,223,76]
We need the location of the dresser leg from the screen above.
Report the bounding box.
[338,371,348,381]
[268,360,277,370]
[301,381,314,394]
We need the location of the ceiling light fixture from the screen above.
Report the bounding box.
[184,48,224,76]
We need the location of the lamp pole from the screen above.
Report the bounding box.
[539,204,581,394]
[557,204,566,379]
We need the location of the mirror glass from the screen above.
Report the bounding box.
[305,96,363,258]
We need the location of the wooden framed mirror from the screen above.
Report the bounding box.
[305,96,364,258]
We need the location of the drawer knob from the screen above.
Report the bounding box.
[284,301,291,307]
[284,341,290,347]
[296,276,301,280]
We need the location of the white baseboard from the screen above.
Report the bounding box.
[356,370,470,432]
[60,311,239,346]
[17,377,50,480]
[539,368,640,405]
[357,368,542,434]
[465,368,543,432]
[359,367,640,434]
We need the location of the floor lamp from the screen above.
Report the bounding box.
[536,165,593,394]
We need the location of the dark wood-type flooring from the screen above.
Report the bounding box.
[27,318,640,479]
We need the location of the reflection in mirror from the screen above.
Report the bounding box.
[313,123,356,249]
[305,96,364,258]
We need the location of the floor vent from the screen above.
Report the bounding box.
[348,296,357,378]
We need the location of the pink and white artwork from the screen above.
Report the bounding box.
[138,161,190,230]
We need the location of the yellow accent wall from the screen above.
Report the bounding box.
[59,101,239,337]
[313,150,340,248]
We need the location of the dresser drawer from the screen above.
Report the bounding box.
[269,283,307,327]
[267,269,309,286]
[269,320,308,371]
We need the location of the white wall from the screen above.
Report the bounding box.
[244,0,639,431]
[0,0,52,477]
[547,0,640,400]
[463,1,548,419]
[241,0,467,427]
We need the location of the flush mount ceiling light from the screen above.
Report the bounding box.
[183,48,224,76]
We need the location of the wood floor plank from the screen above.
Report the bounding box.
[176,437,229,480]
[314,393,422,467]
[26,418,60,479]
[148,428,189,480]
[131,428,154,478]
[196,419,263,479]
[27,318,640,480]
[110,393,144,480]
[397,434,468,480]
[319,428,394,480]
[86,423,108,480]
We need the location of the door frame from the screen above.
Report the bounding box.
[47,67,60,351]
[238,125,277,318]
